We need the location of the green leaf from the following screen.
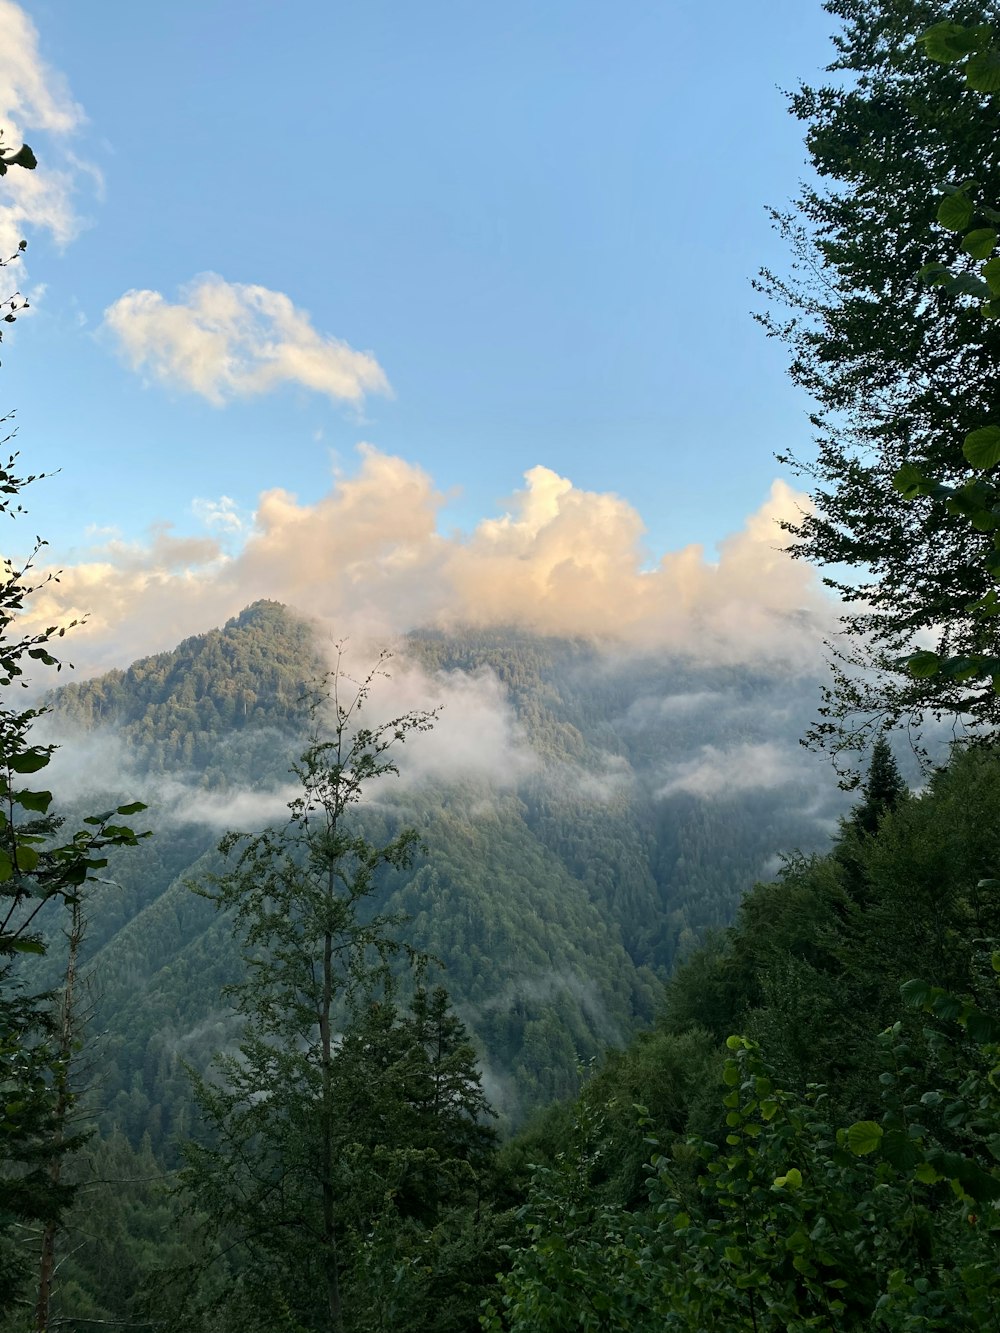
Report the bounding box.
[7,751,50,774]
[9,936,45,954]
[919,21,988,62]
[907,651,941,679]
[847,1121,883,1156]
[773,1166,803,1190]
[963,228,998,260]
[965,427,1000,469]
[938,193,975,232]
[4,143,37,170]
[12,789,52,814]
[893,463,930,498]
[942,270,991,298]
[0,849,11,883]
[14,844,38,873]
[966,1009,1000,1044]
[939,656,982,681]
[918,261,953,285]
[983,257,1000,296]
[966,48,1000,92]
[116,801,148,816]
[914,1161,940,1185]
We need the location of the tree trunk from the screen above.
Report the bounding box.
[35,900,83,1333]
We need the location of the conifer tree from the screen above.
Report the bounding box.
[851,735,908,836]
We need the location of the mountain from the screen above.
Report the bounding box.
[37,601,847,1132]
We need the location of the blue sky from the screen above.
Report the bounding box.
[8,1,836,547]
[0,0,845,669]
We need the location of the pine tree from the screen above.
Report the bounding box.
[851,736,908,836]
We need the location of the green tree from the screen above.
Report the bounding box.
[175,657,497,1333]
[850,735,908,836]
[0,144,149,1323]
[758,0,1000,770]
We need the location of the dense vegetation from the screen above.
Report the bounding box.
[6,0,1000,1328]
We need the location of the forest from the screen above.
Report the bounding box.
[6,0,1000,1329]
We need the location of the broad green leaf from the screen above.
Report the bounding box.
[914,1161,940,1184]
[920,21,987,61]
[14,844,38,873]
[966,48,1000,92]
[963,228,998,259]
[983,257,1000,295]
[7,750,50,774]
[116,801,148,816]
[938,193,975,232]
[883,1129,919,1170]
[940,656,982,681]
[773,1166,803,1189]
[964,426,1000,468]
[943,270,991,298]
[893,462,929,498]
[918,261,952,285]
[907,651,941,679]
[966,1009,1000,1044]
[847,1121,883,1156]
[12,789,52,814]
[0,849,11,882]
[9,936,45,954]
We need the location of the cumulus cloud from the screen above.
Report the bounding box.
[103,274,391,407]
[17,450,836,677]
[0,1,91,256]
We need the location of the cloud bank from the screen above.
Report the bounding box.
[20,449,833,677]
[103,274,391,406]
[0,1,91,257]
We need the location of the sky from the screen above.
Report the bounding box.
[0,0,844,672]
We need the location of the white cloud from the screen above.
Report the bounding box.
[192,495,251,535]
[103,274,391,407]
[0,2,91,257]
[17,451,837,677]
[657,741,809,800]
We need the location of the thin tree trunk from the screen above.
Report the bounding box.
[320,871,343,1333]
[35,900,83,1333]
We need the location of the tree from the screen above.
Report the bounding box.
[848,734,908,836]
[757,0,1000,772]
[0,143,149,1323]
[175,657,497,1333]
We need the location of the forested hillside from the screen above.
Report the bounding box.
[33,600,844,1140]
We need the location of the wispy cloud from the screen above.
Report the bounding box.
[103,274,391,407]
[0,1,93,257]
[191,495,252,536]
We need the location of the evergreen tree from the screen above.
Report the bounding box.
[850,735,908,836]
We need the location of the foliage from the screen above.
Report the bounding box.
[171,658,499,1333]
[0,149,149,1323]
[757,0,1000,772]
